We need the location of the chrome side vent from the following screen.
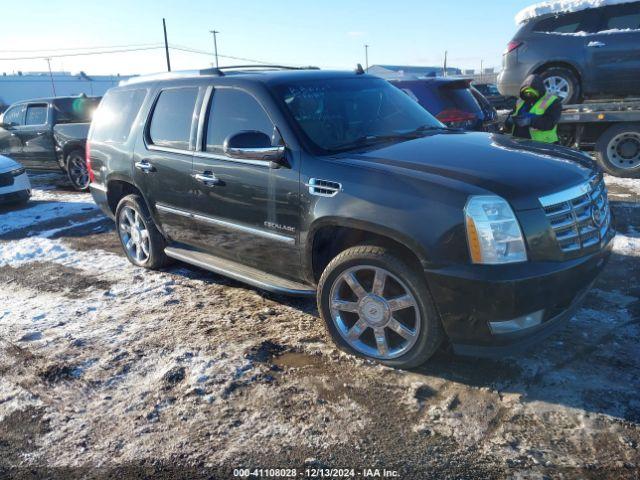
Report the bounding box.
[306,178,342,197]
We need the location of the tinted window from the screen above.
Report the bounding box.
[92,89,147,143]
[603,3,640,30]
[534,10,597,33]
[2,104,25,126]
[205,89,274,154]
[25,104,48,125]
[149,87,198,150]
[394,81,481,117]
[274,77,442,153]
[54,97,101,123]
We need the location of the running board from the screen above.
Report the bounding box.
[164,246,316,297]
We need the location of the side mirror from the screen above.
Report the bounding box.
[223,130,286,167]
[0,122,14,129]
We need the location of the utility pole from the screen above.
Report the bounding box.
[210,30,220,68]
[163,18,171,72]
[45,58,56,96]
[480,59,483,82]
[364,44,369,72]
[443,50,447,77]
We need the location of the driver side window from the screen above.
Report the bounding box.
[2,104,25,126]
[205,89,274,155]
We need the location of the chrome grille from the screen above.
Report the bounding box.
[540,176,611,254]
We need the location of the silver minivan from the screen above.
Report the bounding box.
[498,1,640,104]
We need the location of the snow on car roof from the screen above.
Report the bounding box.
[515,0,635,24]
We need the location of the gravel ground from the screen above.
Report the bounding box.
[0,171,638,480]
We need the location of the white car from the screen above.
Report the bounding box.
[0,154,31,205]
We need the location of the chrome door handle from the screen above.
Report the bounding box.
[193,172,222,186]
[587,41,606,48]
[135,160,155,173]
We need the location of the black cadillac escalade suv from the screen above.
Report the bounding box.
[88,66,614,368]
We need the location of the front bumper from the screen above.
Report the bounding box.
[425,237,613,357]
[0,172,31,204]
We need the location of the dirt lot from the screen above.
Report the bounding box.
[0,172,639,479]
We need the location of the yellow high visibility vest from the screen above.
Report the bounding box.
[513,92,559,143]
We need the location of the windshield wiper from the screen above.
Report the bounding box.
[331,125,450,153]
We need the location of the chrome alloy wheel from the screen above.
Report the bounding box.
[543,76,571,101]
[329,265,421,360]
[607,132,640,170]
[118,206,150,264]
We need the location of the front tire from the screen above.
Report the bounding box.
[540,67,581,104]
[115,194,170,269]
[594,123,640,178]
[317,246,443,368]
[65,150,90,191]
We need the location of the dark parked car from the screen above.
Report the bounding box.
[473,83,517,110]
[498,1,640,104]
[88,67,613,368]
[390,77,498,131]
[0,95,101,189]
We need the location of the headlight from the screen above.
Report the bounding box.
[10,167,25,177]
[464,195,527,264]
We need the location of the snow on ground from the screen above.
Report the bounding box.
[515,0,634,24]
[0,189,98,236]
[0,172,639,477]
[606,174,640,196]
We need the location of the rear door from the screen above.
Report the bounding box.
[191,86,300,277]
[588,3,640,95]
[0,104,26,160]
[18,103,57,169]
[135,85,203,246]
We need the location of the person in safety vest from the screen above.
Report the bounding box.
[504,74,562,143]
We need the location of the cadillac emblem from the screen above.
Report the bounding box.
[591,201,606,227]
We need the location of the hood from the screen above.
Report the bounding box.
[341,132,597,211]
[0,154,21,174]
[520,74,546,100]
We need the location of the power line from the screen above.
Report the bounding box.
[0,43,291,67]
[0,46,163,61]
[0,43,162,54]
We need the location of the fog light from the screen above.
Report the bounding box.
[489,310,543,334]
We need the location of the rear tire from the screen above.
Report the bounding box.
[65,149,90,191]
[594,123,640,178]
[115,194,171,269]
[540,67,581,105]
[317,245,443,368]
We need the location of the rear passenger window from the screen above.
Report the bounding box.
[92,89,147,143]
[205,89,273,155]
[149,87,198,151]
[25,104,48,125]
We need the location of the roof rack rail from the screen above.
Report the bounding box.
[119,65,320,86]
[218,65,320,71]
[119,68,224,86]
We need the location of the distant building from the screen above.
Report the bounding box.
[0,71,133,109]
[367,64,462,79]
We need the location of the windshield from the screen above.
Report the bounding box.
[273,77,444,153]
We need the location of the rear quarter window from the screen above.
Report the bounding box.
[92,89,147,143]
